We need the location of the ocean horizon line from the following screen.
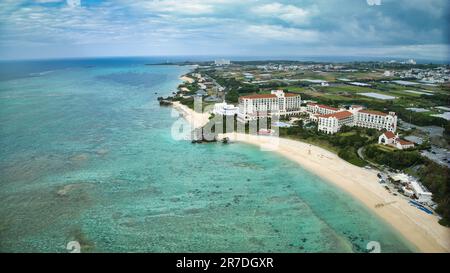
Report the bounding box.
[0,55,448,65]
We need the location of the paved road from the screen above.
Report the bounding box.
[357,146,384,170]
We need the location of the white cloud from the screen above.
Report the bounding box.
[252,2,311,25]
[0,0,447,60]
[245,24,319,43]
[124,0,216,15]
[66,0,81,8]
[34,0,64,3]
[367,0,382,6]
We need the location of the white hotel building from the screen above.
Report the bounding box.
[355,110,398,132]
[213,102,239,116]
[314,105,398,134]
[318,111,354,134]
[307,103,340,115]
[238,90,301,121]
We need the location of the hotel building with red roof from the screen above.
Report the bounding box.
[318,111,355,134]
[378,131,415,150]
[306,103,340,115]
[308,104,398,134]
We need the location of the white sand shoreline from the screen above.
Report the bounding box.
[172,101,210,128]
[180,75,195,84]
[172,103,450,253]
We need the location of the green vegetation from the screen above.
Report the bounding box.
[417,161,450,226]
[364,144,423,170]
[225,89,239,103]
[338,148,366,167]
[172,96,194,109]
[178,81,199,94]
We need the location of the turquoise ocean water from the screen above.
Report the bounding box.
[0,59,414,252]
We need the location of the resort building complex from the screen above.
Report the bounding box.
[218,92,397,135]
[310,104,398,134]
[237,90,302,121]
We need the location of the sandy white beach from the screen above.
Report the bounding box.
[180,75,195,84]
[173,104,450,253]
[172,101,211,128]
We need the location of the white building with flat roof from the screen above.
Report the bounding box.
[410,180,433,204]
[238,90,301,121]
[391,173,432,204]
[213,102,239,116]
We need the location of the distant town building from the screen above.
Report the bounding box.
[378,131,415,150]
[406,59,417,65]
[238,90,301,121]
[214,59,231,66]
[191,73,202,79]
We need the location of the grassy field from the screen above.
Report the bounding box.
[376,144,397,152]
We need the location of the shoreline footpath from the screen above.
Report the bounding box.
[171,103,450,253]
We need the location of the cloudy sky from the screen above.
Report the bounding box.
[0,0,448,60]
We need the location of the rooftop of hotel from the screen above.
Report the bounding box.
[358,109,389,116]
[240,94,276,99]
[240,93,300,99]
[319,111,353,120]
[307,103,339,111]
